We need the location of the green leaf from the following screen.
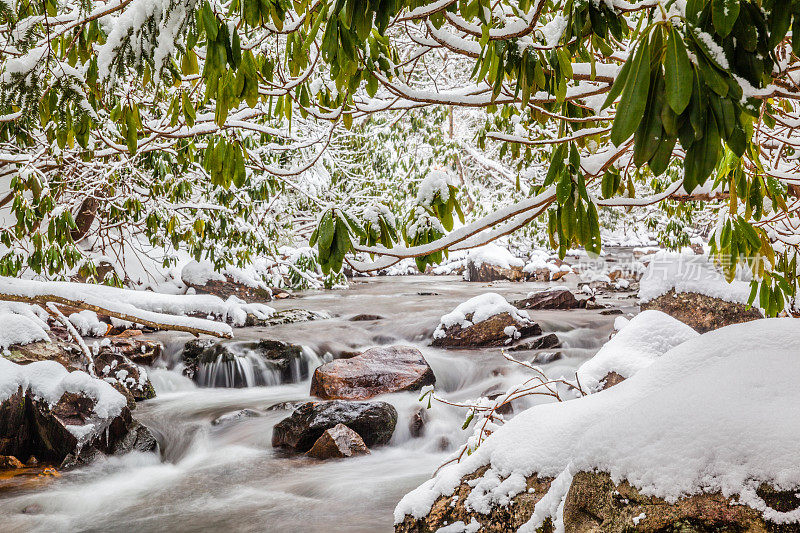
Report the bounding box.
[610,33,651,146]
[712,0,739,38]
[318,210,335,250]
[601,48,633,110]
[664,28,693,114]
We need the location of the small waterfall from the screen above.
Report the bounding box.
[194,342,323,388]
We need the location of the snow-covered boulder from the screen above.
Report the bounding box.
[0,358,156,468]
[181,260,275,303]
[464,244,526,282]
[575,310,698,393]
[395,318,800,532]
[310,345,436,400]
[272,400,397,453]
[639,252,763,332]
[432,293,541,348]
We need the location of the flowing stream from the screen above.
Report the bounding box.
[0,275,635,533]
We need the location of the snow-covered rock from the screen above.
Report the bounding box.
[68,310,107,337]
[575,310,698,393]
[464,244,526,282]
[396,318,800,531]
[432,293,541,348]
[0,313,50,351]
[0,358,156,467]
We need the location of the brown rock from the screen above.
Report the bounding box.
[465,260,526,282]
[310,345,436,400]
[184,275,274,303]
[640,289,763,333]
[0,456,23,470]
[599,371,626,390]
[562,471,799,533]
[513,289,584,310]
[432,313,542,348]
[94,350,156,402]
[306,424,370,459]
[395,466,555,533]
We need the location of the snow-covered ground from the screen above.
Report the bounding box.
[396,317,800,528]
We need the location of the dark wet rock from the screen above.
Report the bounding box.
[465,260,525,282]
[562,471,799,533]
[432,313,541,348]
[513,289,584,310]
[0,388,157,469]
[211,409,262,426]
[350,314,384,321]
[182,338,306,386]
[640,289,763,333]
[395,466,555,533]
[417,292,440,296]
[306,423,370,459]
[409,407,428,438]
[272,400,397,452]
[245,308,329,327]
[508,333,561,352]
[265,401,303,412]
[532,351,562,364]
[599,309,623,315]
[310,345,436,400]
[0,455,23,470]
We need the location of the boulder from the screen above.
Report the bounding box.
[102,337,162,366]
[640,289,762,333]
[182,338,306,386]
[306,423,370,459]
[310,345,436,400]
[562,471,800,533]
[465,260,526,282]
[396,469,800,533]
[272,400,397,452]
[0,455,23,470]
[94,350,156,402]
[6,340,156,403]
[394,466,555,533]
[508,333,561,351]
[183,273,274,303]
[513,289,585,310]
[431,313,541,348]
[0,388,157,469]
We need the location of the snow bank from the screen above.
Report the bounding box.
[396,318,800,526]
[0,358,127,438]
[0,313,50,350]
[638,251,754,305]
[0,277,269,333]
[575,310,698,393]
[433,293,528,340]
[69,310,108,337]
[466,244,524,270]
[181,260,272,293]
